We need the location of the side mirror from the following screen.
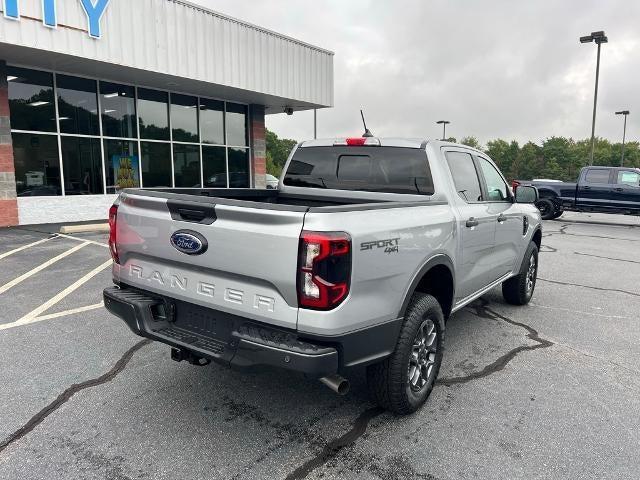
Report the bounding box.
[515,185,539,204]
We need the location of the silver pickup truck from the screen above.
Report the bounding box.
[104,137,542,414]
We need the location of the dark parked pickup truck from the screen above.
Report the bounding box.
[514,166,640,220]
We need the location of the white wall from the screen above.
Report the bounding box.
[0,0,333,109]
[18,195,118,225]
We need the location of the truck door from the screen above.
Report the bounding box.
[476,155,523,278]
[444,150,497,299]
[611,169,640,210]
[576,168,614,209]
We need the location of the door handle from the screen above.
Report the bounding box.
[497,214,507,223]
[614,187,624,192]
[583,186,591,190]
[466,218,479,228]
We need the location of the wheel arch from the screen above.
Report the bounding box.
[537,187,559,199]
[532,228,542,250]
[399,255,455,321]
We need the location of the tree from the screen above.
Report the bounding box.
[460,136,482,150]
[486,139,519,178]
[264,127,640,182]
[266,152,280,177]
[266,129,297,177]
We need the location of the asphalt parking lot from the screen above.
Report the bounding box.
[0,212,639,480]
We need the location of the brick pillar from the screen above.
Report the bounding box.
[0,61,19,227]
[249,104,266,189]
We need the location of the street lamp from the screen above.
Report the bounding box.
[615,110,630,166]
[580,30,608,166]
[436,120,450,141]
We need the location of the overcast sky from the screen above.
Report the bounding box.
[193,0,639,147]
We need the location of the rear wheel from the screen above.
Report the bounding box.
[502,242,538,305]
[367,293,444,415]
[535,198,556,220]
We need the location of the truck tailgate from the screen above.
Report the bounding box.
[112,192,305,330]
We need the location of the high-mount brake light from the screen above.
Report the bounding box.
[108,205,119,264]
[298,231,352,310]
[334,137,381,147]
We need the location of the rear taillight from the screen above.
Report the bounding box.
[108,205,119,264]
[297,231,351,310]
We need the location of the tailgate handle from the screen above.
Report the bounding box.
[167,200,217,225]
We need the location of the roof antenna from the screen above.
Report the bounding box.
[361,110,374,137]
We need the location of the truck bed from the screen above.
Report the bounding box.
[126,188,439,212]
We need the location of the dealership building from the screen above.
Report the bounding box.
[0,0,333,226]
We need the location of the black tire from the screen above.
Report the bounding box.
[502,242,539,305]
[367,293,444,415]
[551,211,563,220]
[535,198,556,220]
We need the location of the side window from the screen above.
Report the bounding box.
[617,171,640,187]
[478,157,510,202]
[445,151,483,202]
[584,169,611,184]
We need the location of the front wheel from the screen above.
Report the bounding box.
[502,242,539,305]
[535,198,556,220]
[367,293,444,415]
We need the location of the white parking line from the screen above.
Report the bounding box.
[0,259,113,331]
[0,242,90,295]
[32,302,104,322]
[0,302,105,331]
[55,233,109,248]
[0,236,55,260]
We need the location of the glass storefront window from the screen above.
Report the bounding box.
[228,147,249,188]
[141,142,172,187]
[7,67,56,132]
[200,99,224,145]
[101,82,137,139]
[12,133,61,196]
[171,94,199,143]
[138,89,170,140]
[173,144,201,188]
[226,103,248,146]
[202,146,227,187]
[56,75,99,136]
[7,67,254,197]
[104,140,140,194]
[61,137,103,195]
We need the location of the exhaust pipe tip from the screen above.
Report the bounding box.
[319,374,350,396]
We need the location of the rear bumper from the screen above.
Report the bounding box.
[103,285,338,377]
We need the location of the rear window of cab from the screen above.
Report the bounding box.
[283,146,434,195]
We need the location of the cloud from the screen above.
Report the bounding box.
[192,0,640,146]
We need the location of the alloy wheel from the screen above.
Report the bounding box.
[408,319,437,392]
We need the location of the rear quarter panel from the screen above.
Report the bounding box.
[297,204,456,335]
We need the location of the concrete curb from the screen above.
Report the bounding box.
[59,224,109,234]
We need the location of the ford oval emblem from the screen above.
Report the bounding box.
[170,230,208,255]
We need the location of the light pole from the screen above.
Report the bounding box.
[580,31,608,166]
[313,109,317,139]
[615,110,630,166]
[436,120,450,141]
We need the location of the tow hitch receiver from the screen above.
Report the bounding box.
[171,347,211,366]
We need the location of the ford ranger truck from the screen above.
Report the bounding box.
[103,138,542,414]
